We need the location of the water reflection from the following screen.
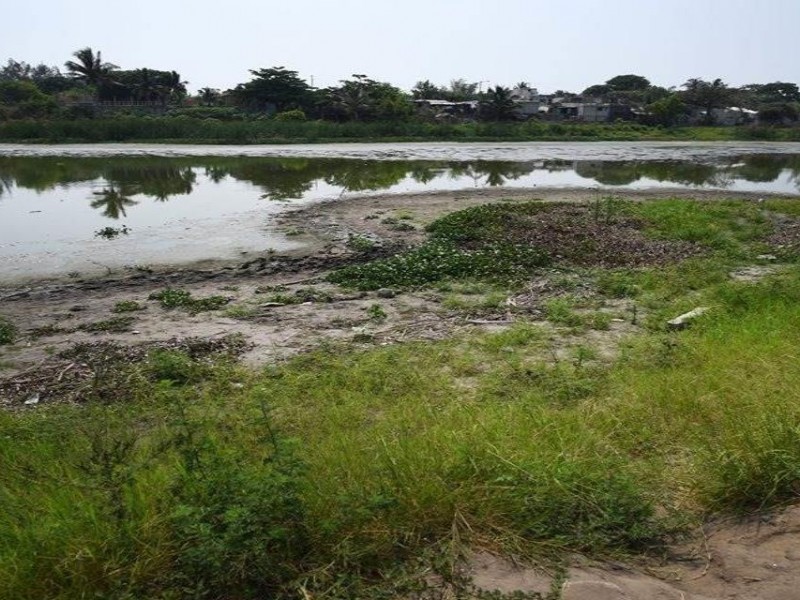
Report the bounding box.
[90,186,139,219]
[0,155,798,219]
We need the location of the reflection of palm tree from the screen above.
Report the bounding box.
[204,165,228,183]
[90,186,138,219]
[409,166,441,184]
[0,174,12,195]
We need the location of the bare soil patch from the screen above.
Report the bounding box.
[461,503,800,600]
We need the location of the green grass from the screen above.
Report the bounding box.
[1,117,798,143]
[78,316,137,333]
[0,316,16,345]
[4,270,800,598]
[111,300,145,313]
[149,288,229,313]
[3,198,800,598]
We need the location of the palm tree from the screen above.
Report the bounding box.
[164,70,188,103]
[132,68,159,102]
[479,86,518,121]
[64,47,118,87]
[198,87,220,106]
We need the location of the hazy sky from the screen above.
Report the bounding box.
[2,0,798,93]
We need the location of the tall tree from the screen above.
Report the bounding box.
[682,78,732,124]
[322,75,411,121]
[411,80,442,100]
[605,74,650,92]
[198,87,221,106]
[445,79,479,102]
[479,86,517,121]
[64,48,118,87]
[231,66,313,112]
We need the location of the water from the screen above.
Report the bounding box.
[1,143,799,281]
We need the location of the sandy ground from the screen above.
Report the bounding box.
[2,186,799,599]
[464,503,800,600]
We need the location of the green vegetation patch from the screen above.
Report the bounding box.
[78,316,137,333]
[111,300,145,313]
[328,200,711,290]
[149,288,230,313]
[0,317,16,345]
[330,238,549,290]
[4,270,800,597]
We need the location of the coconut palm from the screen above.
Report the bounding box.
[64,47,118,87]
[479,86,517,121]
[198,87,220,106]
[164,70,188,103]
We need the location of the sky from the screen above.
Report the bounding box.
[2,0,798,94]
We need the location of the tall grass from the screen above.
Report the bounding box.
[3,268,800,598]
[1,117,797,143]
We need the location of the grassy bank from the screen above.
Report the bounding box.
[2,197,800,598]
[1,117,800,143]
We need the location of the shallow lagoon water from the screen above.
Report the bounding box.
[1,142,799,281]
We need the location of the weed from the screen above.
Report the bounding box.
[111,300,145,313]
[169,440,309,598]
[28,324,69,338]
[149,288,229,313]
[79,316,136,333]
[388,222,416,232]
[346,234,377,252]
[146,349,207,384]
[367,304,388,322]
[255,284,288,294]
[224,304,259,320]
[544,298,585,328]
[261,288,333,306]
[442,291,508,312]
[0,317,17,345]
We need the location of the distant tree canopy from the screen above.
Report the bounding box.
[411,79,442,100]
[646,93,688,127]
[231,67,314,113]
[0,49,798,126]
[741,82,800,106]
[97,69,187,103]
[605,74,651,92]
[320,75,412,121]
[682,78,733,123]
[583,75,664,105]
[410,78,481,102]
[479,86,517,121]
[0,59,74,94]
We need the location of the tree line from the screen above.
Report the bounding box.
[1,47,798,126]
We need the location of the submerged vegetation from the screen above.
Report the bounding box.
[1,197,800,597]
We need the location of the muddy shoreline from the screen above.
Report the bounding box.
[1,186,796,384]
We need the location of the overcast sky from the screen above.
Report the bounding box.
[2,0,798,94]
